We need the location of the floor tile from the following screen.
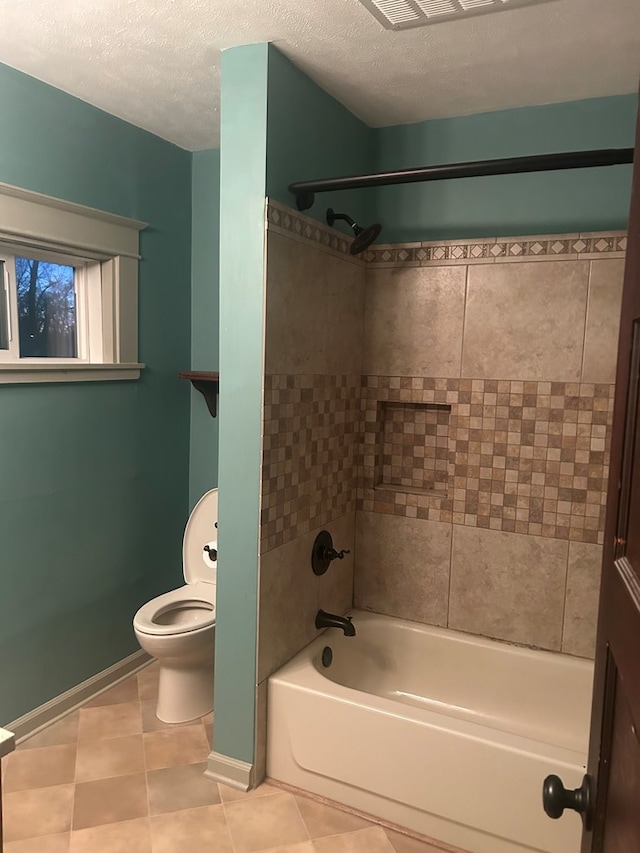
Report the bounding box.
[72,773,148,829]
[384,829,452,852]
[140,699,201,733]
[137,665,160,701]
[75,734,145,782]
[4,784,75,842]
[217,780,279,802]
[70,817,152,853]
[17,712,79,751]
[224,792,310,853]
[3,670,472,853]
[312,827,395,852]
[83,676,139,708]
[4,833,70,852]
[77,702,142,742]
[147,761,221,815]
[143,726,209,770]
[295,796,372,839]
[5,744,76,792]
[150,804,233,853]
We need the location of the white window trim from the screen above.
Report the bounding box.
[0,182,147,384]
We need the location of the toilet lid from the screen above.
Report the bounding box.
[183,488,218,585]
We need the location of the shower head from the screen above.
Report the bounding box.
[326,208,382,256]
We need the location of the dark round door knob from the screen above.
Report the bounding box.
[542,774,592,828]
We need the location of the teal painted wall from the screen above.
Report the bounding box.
[371,95,637,242]
[266,49,373,230]
[0,63,192,724]
[214,43,269,764]
[214,43,381,766]
[190,149,220,508]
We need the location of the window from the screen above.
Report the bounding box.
[0,182,146,384]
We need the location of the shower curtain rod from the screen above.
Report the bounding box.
[289,148,634,211]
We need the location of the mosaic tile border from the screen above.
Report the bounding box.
[366,234,627,267]
[266,199,626,268]
[359,376,614,545]
[261,374,361,553]
[267,198,364,264]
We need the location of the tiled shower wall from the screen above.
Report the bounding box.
[357,238,625,658]
[258,205,365,685]
[260,201,626,672]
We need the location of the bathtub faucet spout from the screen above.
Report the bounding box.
[315,609,356,637]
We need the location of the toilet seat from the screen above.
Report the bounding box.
[134,582,216,637]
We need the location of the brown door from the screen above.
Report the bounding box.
[581,101,640,849]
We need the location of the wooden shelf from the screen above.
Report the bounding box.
[179,371,220,418]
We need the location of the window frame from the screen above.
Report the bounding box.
[0,182,146,384]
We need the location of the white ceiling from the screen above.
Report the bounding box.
[0,0,637,151]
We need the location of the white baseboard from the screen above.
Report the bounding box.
[7,649,151,743]
[205,750,254,791]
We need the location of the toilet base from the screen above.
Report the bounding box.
[156,664,214,723]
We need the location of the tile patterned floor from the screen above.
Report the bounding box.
[1,664,460,853]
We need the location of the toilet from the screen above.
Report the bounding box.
[133,489,218,723]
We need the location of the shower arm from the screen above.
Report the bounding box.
[289,148,635,211]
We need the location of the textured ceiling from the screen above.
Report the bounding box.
[0,0,637,151]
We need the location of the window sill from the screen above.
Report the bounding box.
[0,363,144,384]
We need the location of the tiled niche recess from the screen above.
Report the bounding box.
[360,377,613,545]
[377,402,451,496]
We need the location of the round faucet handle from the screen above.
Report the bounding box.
[312,531,351,575]
[327,547,350,561]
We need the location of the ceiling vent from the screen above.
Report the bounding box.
[359,0,557,30]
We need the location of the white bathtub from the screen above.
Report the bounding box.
[267,611,593,853]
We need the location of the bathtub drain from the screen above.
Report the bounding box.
[321,646,333,667]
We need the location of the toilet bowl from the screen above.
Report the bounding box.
[133,489,218,723]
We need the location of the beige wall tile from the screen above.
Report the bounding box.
[258,528,319,683]
[324,254,366,376]
[364,267,466,377]
[354,512,451,626]
[582,259,625,383]
[318,512,356,617]
[462,261,589,381]
[449,527,568,649]
[266,231,327,374]
[265,232,365,376]
[562,542,603,659]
